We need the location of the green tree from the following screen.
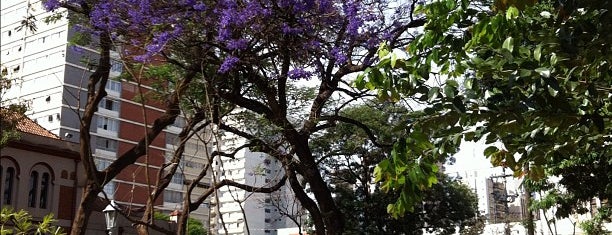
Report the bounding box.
[310,103,481,234]
[153,212,206,235]
[0,207,65,235]
[579,206,611,235]
[334,176,481,235]
[0,66,27,148]
[359,0,611,220]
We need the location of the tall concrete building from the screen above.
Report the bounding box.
[1,0,211,225]
[209,130,306,235]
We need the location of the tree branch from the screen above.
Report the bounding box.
[320,115,393,148]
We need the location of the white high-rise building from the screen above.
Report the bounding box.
[210,131,306,235]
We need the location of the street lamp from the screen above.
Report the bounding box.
[103,200,119,235]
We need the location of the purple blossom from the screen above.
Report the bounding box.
[281,23,303,35]
[43,0,61,11]
[219,56,239,73]
[90,2,124,30]
[307,40,321,49]
[133,55,149,63]
[343,1,363,36]
[366,36,381,50]
[330,47,348,64]
[226,38,249,51]
[193,3,206,11]
[287,68,312,80]
[181,0,196,6]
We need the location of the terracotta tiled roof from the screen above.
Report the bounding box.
[16,116,59,139]
[1,109,59,139]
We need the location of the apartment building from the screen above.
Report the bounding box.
[1,0,211,225]
[209,131,306,235]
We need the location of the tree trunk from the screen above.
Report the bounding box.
[292,137,344,235]
[135,203,153,235]
[301,166,344,235]
[70,183,102,235]
[524,164,535,235]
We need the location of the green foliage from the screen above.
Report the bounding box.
[153,212,206,235]
[311,103,481,233]
[186,219,206,235]
[0,207,65,235]
[334,175,482,235]
[359,0,611,217]
[0,65,27,148]
[579,206,611,235]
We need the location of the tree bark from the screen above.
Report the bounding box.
[70,183,102,235]
[524,164,535,235]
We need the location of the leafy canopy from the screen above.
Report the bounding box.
[359,0,611,217]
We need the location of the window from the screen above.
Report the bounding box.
[96,137,118,152]
[40,173,50,208]
[28,171,39,207]
[105,80,121,93]
[97,116,119,132]
[184,160,204,169]
[171,172,184,185]
[95,158,111,171]
[26,166,52,209]
[171,116,186,128]
[103,181,116,197]
[2,166,15,205]
[99,98,119,112]
[265,208,270,213]
[110,60,123,74]
[95,158,116,197]
[164,190,183,203]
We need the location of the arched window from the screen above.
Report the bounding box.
[1,157,19,207]
[28,163,54,210]
[39,173,50,209]
[28,171,39,208]
[2,166,15,205]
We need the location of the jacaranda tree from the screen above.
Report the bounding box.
[43,0,433,234]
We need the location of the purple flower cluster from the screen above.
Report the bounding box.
[90,2,125,30]
[219,56,239,73]
[287,68,313,80]
[226,38,249,51]
[343,0,363,36]
[42,0,61,11]
[44,0,415,76]
[330,47,348,64]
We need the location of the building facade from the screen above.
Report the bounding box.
[0,113,92,232]
[209,131,306,235]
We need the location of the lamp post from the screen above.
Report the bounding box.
[103,200,119,235]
